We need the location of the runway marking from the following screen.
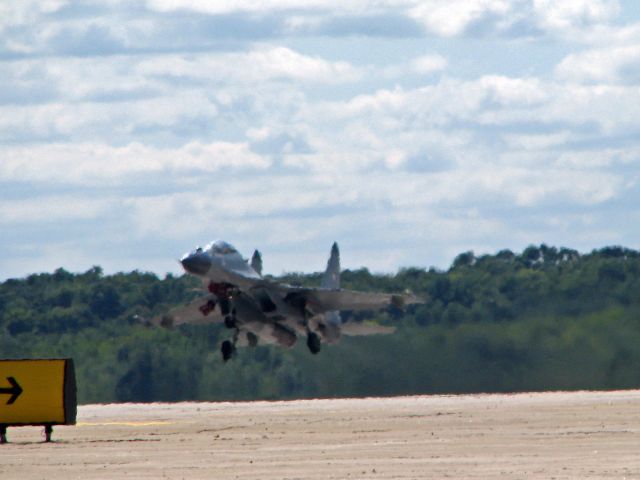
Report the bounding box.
[77,421,174,427]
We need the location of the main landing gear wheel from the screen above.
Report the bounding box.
[307,332,321,354]
[247,331,259,348]
[221,340,235,362]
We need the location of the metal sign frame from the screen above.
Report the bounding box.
[0,358,77,443]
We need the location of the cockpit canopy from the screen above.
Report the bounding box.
[207,240,238,256]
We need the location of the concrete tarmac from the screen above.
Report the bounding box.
[1,390,639,479]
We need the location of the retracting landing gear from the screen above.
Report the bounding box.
[247,332,258,348]
[224,312,237,329]
[221,324,241,362]
[221,340,235,362]
[220,300,238,355]
[307,331,321,354]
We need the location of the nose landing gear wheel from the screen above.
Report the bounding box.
[224,315,237,329]
[221,340,235,362]
[307,332,321,354]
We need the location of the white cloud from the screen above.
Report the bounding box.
[136,47,361,85]
[289,74,638,214]
[555,45,640,84]
[479,75,549,106]
[1,0,639,280]
[0,142,269,184]
[411,54,448,74]
[555,147,640,168]
[146,0,418,16]
[322,76,549,130]
[533,0,620,31]
[1,47,356,108]
[0,196,113,223]
[409,0,512,36]
[503,132,571,150]
[0,0,68,30]
[145,0,623,39]
[480,167,621,206]
[0,241,106,280]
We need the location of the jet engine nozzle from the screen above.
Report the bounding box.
[181,252,212,276]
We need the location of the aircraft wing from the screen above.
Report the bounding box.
[149,295,224,329]
[283,288,423,314]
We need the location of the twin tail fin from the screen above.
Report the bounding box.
[250,250,262,276]
[321,242,340,289]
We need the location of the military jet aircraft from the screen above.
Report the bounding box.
[151,240,422,361]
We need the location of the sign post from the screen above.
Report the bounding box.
[0,359,76,443]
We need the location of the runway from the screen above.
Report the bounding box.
[2,390,640,479]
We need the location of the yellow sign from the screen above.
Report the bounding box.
[0,359,76,426]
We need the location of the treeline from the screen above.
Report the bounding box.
[1,244,640,403]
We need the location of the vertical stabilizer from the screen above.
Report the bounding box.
[250,250,262,276]
[321,242,340,289]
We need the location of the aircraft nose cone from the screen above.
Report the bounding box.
[181,253,212,276]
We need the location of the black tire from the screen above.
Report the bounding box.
[246,332,259,348]
[221,340,234,362]
[307,332,321,354]
[224,315,236,329]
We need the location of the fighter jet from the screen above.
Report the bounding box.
[151,240,422,361]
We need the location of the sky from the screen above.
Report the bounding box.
[1,0,639,279]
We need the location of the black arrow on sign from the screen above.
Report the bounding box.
[0,376,23,405]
